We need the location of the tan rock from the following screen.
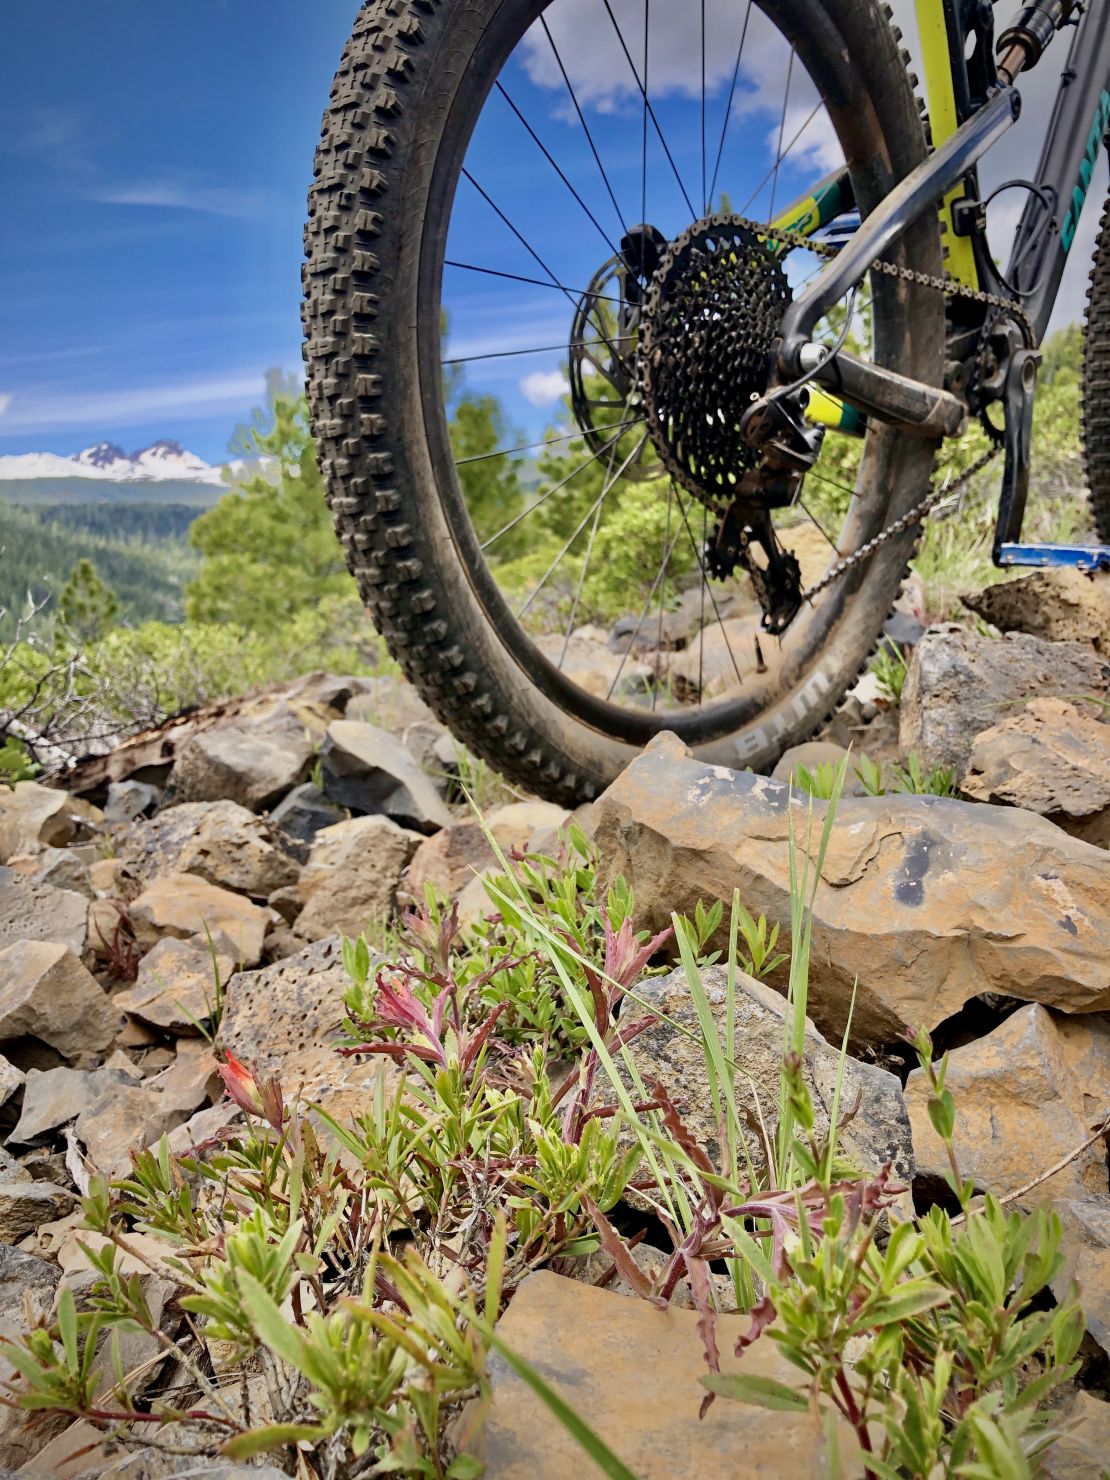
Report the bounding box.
[963,567,1110,653]
[88,857,139,899]
[590,732,1110,1044]
[484,800,571,855]
[961,698,1110,846]
[0,942,119,1058]
[125,799,299,897]
[907,1006,1110,1206]
[294,815,418,941]
[615,966,914,1183]
[74,1079,195,1176]
[0,1182,76,1241]
[0,782,100,864]
[1052,1198,1110,1356]
[0,870,88,956]
[115,935,235,1031]
[481,1272,861,1478]
[901,627,1110,776]
[667,615,779,700]
[1042,1392,1110,1480]
[129,873,271,965]
[11,1064,138,1143]
[218,936,396,1121]
[405,821,496,902]
[534,633,654,701]
[171,726,314,811]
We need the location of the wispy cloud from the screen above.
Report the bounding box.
[0,394,10,418]
[0,371,286,436]
[89,179,269,220]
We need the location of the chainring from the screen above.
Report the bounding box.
[639,217,791,508]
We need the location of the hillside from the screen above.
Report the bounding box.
[0,499,198,637]
[0,477,222,508]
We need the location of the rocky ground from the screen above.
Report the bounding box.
[0,564,1108,1477]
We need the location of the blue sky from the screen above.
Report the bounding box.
[0,0,1099,464]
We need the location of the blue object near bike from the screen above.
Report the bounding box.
[997,543,1110,571]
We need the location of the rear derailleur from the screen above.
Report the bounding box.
[707,389,825,636]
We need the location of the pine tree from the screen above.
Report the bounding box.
[57,558,120,645]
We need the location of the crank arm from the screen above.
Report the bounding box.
[778,85,1020,369]
[799,346,967,437]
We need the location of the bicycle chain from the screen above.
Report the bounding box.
[642,212,1027,604]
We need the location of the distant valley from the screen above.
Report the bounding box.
[0,439,259,508]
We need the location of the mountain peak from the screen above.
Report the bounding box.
[133,439,188,460]
[74,441,130,469]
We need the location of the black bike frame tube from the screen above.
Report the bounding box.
[1002,0,1110,339]
[778,85,1018,369]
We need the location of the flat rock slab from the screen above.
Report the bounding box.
[0,870,87,956]
[129,874,271,966]
[218,937,393,1121]
[482,1272,860,1478]
[900,627,1110,776]
[591,733,1110,1045]
[116,935,236,1031]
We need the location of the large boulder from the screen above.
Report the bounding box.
[124,799,300,898]
[960,698,1110,846]
[320,721,451,832]
[590,733,1110,1044]
[129,874,272,965]
[218,937,392,1121]
[0,870,88,956]
[617,966,914,1183]
[0,942,120,1059]
[481,1272,858,1478]
[293,815,420,941]
[900,627,1110,776]
[170,726,314,812]
[963,568,1110,653]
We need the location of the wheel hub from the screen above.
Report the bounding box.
[639,216,792,507]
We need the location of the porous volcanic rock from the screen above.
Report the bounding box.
[129,874,271,965]
[125,800,300,897]
[0,942,119,1059]
[963,568,1110,652]
[0,870,88,955]
[171,726,314,812]
[293,815,420,941]
[960,698,1110,846]
[900,627,1110,776]
[481,1272,860,1478]
[616,966,914,1182]
[218,936,392,1120]
[320,720,451,832]
[590,732,1110,1044]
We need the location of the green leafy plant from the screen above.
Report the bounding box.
[0,735,40,783]
[871,638,910,705]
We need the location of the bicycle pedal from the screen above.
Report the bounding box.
[996,543,1110,572]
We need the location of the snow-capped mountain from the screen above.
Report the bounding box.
[0,439,226,486]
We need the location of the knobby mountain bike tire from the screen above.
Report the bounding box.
[303,0,946,804]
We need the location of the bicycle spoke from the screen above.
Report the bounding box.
[496,82,619,256]
[767,46,796,223]
[651,480,675,711]
[559,439,621,666]
[806,466,858,505]
[462,170,588,313]
[443,339,608,368]
[518,435,649,619]
[738,100,822,219]
[708,1,753,211]
[480,429,630,552]
[457,416,645,469]
[605,513,682,701]
[444,259,620,303]
[540,15,629,239]
[600,0,697,220]
[796,497,841,552]
[672,486,747,691]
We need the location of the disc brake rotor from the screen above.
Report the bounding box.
[640,217,792,507]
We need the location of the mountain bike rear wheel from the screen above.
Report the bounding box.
[304,0,945,803]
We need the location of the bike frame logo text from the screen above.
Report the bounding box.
[1062,88,1110,253]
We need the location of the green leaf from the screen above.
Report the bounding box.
[700,1373,809,1411]
[447,1456,485,1479]
[56,1287,79,1376]
[221,1422,330,1460]
[850,1280,951,1331]
[235,1271,305,1372]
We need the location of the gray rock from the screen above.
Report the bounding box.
[74,1081,193,1176]
[900,627,1110,776]
[11,1065,138,1143]
[963,567,1110,653]
[0,1182,75,1241]
[171,726,314,812]
[294,815,420,942]
[0,942,120,1059]
[344,674,439,731]
[590,732,1110,1046]
[616,966,913,1183]
[1053,1198,1110,1356]
[0,1056,23,1112]
[0,1245,59,1469]
[125,799,299,898]
[320,720,451,833]
[0,870,88,955]
[31,848,93,899]
[269,782,345,850]
[103,779,162,824]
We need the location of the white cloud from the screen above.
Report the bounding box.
[521,369,571,406]
[89,180,267,220]
[0,394,10,418]
[0,372,281,436]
